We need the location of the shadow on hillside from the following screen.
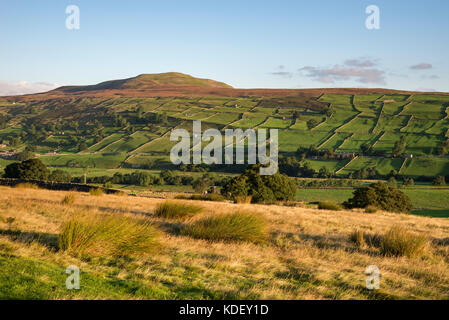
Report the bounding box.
[272,231,381,256]
[0,229,59,250]
[150,220,183,236]
[76,203,152,216]
[11,197,153,217]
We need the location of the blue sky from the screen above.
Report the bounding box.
[1,0,448,95]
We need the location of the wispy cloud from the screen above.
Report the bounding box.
[344,58,377,68]
[421,75,439,80]
[298,65,386,85]
[410,63,432,70]
[0,81,60,96]
[416,87,436,92]
[270,65,293,78]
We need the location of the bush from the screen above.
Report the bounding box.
[4,158,49,180]
[318,201,342,211]
[49,170,72,183]
[344,182,413,213]
[62,193,76,206]
[221,165,296,204]
[154,201,203,220]
[14,183,39,189]
[365,205,378,213]
[380,226,428,258]
[182,211,268,243]
[58,214,159,257]
[433,176,446,186]
[89,188,104,196]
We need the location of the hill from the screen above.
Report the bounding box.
[53,72,233,94]
[1,186,448,299]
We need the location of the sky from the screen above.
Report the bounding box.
[0,0,448,95]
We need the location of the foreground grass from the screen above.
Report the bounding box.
[182,211,268,243]
[0,186,448,300]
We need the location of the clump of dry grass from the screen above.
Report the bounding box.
[182,211,268,243]
[61,193,76,206]
[14,183,39,190]
[318,201,342,211]
[349,229,366,247]
[380,226,428,258]
[89,188,104,196]
[365,205,378,213]
[234,195,252,204]
[58,214,160,257]
[154,201,203,220]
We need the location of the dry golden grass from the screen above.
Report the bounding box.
[0,186,448,300]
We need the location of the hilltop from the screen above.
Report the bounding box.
[53,72,233,94]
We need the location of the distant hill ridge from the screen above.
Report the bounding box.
[54,72,233,93]
[6,72,448,100]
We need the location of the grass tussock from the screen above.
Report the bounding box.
[318,201,342,211]
[58,214,159,257]
[182,211,268,243]
[14,183,39,190]
[61,193,76,206]
[234,195,252,204]
[365,205,378,213]
[154,201,203,220]
[349,229,366,247]
[89,188,104,196]
[380,226,428,258]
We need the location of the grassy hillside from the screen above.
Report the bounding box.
[1,186,448,299]
[2,91,449,177]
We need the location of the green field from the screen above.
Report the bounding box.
[295,188,449,217]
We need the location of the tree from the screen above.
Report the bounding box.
[16,148,35,161]
[318,166,333,178]
[360,142,373,156]
[49,170,72,183]
[344,182,413,213]
[393,136,406,157]
[192,179,210,194]
[4,159,50,181]
[387,176,397,188]
[306,119,318,130]
[292,110,301,120]
[221,164,296,203]
[433,176,446,186]
[325,105,335,118]
[402,177,414,186]
[436,139,449,156]
[78,141,88,152]
[136,105,144,118]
